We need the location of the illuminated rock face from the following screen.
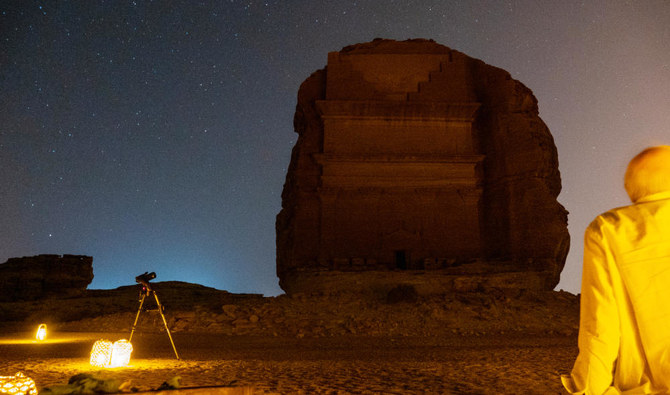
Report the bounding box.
[0,254,93,301]
[277,39,569,295]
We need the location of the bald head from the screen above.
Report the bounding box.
[624,145,670,203]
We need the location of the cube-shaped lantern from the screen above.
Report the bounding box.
[110,339,133,367]
[90,339,113,367]
[90,339,133,367]
[0,372,37,395]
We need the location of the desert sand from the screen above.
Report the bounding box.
[0,284,579,394]
[1,332,577,394]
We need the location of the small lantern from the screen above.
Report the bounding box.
[90,339,133,367]
[110,339,133,367]
[0,372,38,395]
[90,339,113,367]
[35,323,47,341]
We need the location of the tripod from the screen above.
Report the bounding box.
[129,282,180,360]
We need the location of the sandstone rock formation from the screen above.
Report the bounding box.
[276,39,569,296]
[0,254,94,301]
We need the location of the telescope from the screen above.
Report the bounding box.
[135,271,156,291]
[129,271,179,359]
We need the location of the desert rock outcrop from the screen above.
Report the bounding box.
[0,254,94,301]
[276,39,569,295]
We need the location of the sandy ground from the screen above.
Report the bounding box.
[0,330,577,394]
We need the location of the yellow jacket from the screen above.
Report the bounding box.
[563,190,670,394]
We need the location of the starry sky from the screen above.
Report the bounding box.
[1,1,668,296]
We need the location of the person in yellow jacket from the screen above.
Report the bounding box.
[562,145,670,394]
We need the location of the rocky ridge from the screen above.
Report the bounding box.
[0,281,579,338]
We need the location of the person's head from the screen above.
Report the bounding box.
[624,145,670,203]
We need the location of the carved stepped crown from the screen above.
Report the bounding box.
[409,61,477,102]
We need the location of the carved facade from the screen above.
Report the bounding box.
[277,39,569,295]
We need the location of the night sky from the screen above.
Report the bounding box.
[1,1,668,296]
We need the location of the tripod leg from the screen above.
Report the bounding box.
[153,291,180,360]
[129,294,146,342]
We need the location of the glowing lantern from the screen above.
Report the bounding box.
[0,372,37,395]
[90,339,113,367]
[110,339,133,367]
[35,323,47,341]
[89,339,133,367]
